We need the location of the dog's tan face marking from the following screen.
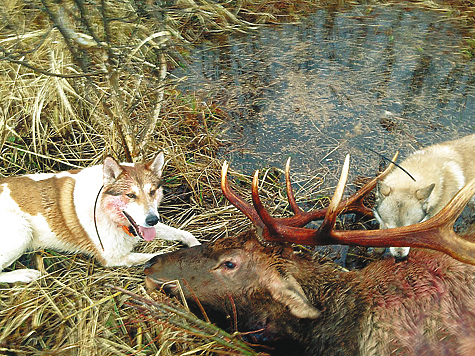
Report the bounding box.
[101,158,164,236]
[375,180,435,229]
[375,190,428,228]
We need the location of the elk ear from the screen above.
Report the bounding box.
[262,272,320,319]
[103,156,123,185]
[416,183,435,201]
[377,181,391,197]
[149,152,165,177]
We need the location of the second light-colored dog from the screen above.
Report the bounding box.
[374,133,475,258]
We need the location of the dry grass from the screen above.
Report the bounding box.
[2,0,475,355]
[0,1,264,354]
[0,3,309,354]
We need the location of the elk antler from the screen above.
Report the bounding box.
[221,161,266,231]
[281,152,399,226]
[221,152,398,229]
[222,156,475,266]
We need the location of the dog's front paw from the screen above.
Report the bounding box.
[0,269,42,283]
[181,231,200,247]
[124,253,160,266]
[154,223,200,246]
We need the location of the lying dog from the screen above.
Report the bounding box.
[0,153,200,283]
[374,133,475,258]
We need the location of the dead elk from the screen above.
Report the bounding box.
[145,156,475,356]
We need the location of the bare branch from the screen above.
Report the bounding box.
[2,57,105,78]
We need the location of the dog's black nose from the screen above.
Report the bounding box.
[145,214,159,226]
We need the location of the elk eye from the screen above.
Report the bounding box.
[222,261,236,270]
[126,193,137,199]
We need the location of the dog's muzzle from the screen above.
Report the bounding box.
[121,211,158,241]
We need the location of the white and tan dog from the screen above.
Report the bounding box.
[374,133,475,258]
[0,153,200,283]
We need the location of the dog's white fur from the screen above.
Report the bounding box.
[0,153,200,283]
[374,134,475,258]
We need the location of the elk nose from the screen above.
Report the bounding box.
[145,214,159,226]
[144,254,161,271]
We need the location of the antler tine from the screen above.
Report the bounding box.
[431,179,475,264]
[318,154,350,235]
[337,151,399,216]
[221,161,264,229]
[285,157,302,215]
[251,169,290,239]
[279,151,399,228]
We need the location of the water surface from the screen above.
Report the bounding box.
[174,4,475,190]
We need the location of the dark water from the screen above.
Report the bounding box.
[173,4,475,192]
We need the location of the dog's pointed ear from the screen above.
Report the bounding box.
[103,156,123,185]
[416,183,435,201]
[377,180,391,197]
[149,152,165,177]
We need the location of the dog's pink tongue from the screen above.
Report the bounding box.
[139,226,156,241]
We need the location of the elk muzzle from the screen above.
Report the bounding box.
[144,245,206,296]
[144,254,179,294]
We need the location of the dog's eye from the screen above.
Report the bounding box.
[126,193,137,199]
[150,189,156,196]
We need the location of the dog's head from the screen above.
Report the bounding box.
[101,153,165,241]
[374,180,436,229]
